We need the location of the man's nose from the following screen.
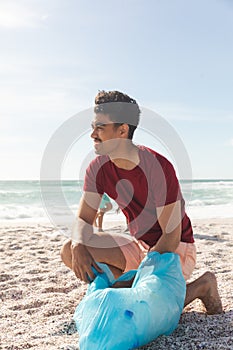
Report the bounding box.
[91,128,97,138]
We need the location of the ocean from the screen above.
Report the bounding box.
[0,179,233,225]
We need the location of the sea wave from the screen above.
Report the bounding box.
[0,205,46,221]
[0,180,233,222]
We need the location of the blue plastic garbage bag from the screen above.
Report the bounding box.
[74,252,186,350]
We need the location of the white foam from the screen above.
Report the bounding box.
[187,203,233,220]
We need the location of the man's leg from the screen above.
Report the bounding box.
[60,232,137,279]
[175,242,222,315]
[185,272,223,315]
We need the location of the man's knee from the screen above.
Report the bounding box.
[60,239,72,268]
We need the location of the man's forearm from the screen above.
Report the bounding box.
[149,226,181,254]
[72,217,94,245]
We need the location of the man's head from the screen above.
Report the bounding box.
[94,90,141,140]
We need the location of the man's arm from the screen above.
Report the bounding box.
[150,200,182,253]
[113,201,182,289]
[71,192,103,283]
[77,192,101,224]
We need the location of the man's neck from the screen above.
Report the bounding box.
[110,143,139,170]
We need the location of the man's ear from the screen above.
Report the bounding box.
[119,123,129,137]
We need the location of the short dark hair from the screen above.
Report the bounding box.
[94,90,141,139]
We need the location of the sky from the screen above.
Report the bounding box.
[0,0,233,180]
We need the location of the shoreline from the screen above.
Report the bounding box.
[0,219,233,349]
[1,215,233,230]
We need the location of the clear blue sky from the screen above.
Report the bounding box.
[0,0,233,180]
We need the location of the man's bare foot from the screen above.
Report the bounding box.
[200,272,223,315]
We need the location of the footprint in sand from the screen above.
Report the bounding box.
[42,286,74,294]
[30,276,46,282]
[37,250,46,254]
[38,260,49,264]
[0,273,14,282]
[9,300,46,311]
[1,288,23,301]
[8,243,23,250]
[27,268,49,274]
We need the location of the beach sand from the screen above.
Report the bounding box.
[0,219,232,350]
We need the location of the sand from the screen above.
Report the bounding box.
[0,218,233,350]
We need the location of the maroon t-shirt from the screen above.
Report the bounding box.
[84,146,194,246]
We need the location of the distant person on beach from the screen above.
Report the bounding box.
[94,193,112,232]
[116,206,129,232]
[61,90,222,315]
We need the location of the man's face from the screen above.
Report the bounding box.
[91,113,122,155]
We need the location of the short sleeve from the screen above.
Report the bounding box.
[151,156,182,208]
[83,159,104,194]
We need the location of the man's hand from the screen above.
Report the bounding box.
[71,243,102,283]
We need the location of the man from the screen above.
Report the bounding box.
[61,90,222,315]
